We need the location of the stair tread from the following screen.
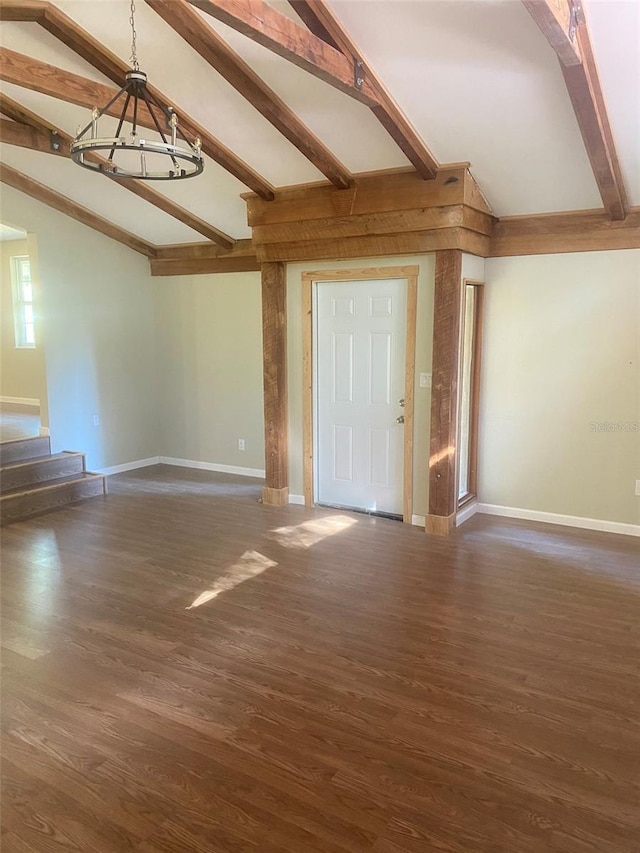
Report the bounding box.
[1,472,104,499]
[0,435,43,445]
[1,451,84,472]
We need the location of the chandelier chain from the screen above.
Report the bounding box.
[129,0,139,71]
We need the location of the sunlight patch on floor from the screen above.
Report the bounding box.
[270,514,357,549]
[186,550,277,609]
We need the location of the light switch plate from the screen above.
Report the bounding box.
[419,372,432,388]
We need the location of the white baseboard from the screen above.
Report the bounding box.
[411,514,425,527]
[0,395,39,407]
[98,456,160,476]
[456,501,478,527]
[159,456,265,479]
[39,426,50,437]
[477,503,640,538]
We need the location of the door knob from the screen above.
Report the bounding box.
[399,398,405,407]
[396,415,405,424]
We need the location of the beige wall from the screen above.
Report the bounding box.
[154,271,265,471]
[286,255,437,517]
[0,236,47,405]
[1,186,159,470]
[3,184,636,530]
[479,250,640,525]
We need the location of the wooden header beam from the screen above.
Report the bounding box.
[0,163,158,256]
[0,97,235,249]
[146,0,351,190]
[0,1,275,200]
[244,167,493,260]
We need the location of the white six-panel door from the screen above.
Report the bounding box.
[315,278,407,515]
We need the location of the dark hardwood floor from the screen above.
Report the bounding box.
[1,464,639,852]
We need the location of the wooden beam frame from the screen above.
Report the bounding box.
[285,1,438,179]
[261,262,289,506]
[0,97,235,249]
[146,0,351,190]
[0,163,158,256]
[522,0,627,220]
[426,250,462,536]
[187,0,378,105]
[0,1,275,200]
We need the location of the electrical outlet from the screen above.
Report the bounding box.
[238,438,245,451]
[636,480,640,496]
[92,414,100,427]
[419,372,432,389]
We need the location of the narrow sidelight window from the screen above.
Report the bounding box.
[11,255,35,348]
[458,281,483,505]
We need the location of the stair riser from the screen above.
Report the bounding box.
[1,456,85,493]
[1,477,106,525]
[0,436,51,465]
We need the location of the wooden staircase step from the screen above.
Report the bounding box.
[0,435,51,465]
[1,452,86,493]
[1,472,107,525]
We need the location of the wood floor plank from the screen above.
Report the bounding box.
[1,464,639,851]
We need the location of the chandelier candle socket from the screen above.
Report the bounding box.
[70,0,203,180]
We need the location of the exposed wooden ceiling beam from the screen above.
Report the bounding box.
[186,0,378,105]
[0,0,43,21]
[490,208,640,256]
[0,162,158,256]
[197,0,438,179]
[0,99,235,249]
[299,1,438,178]
[521,0,581,65]
[0,114,64,152]
[146,0,351,189]
[0,48,153,122]
[288,0,341,52]
[0,1,275,200]
[522,0,627,220]
[150,238,259,275]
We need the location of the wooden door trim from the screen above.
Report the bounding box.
[301,265,419,522]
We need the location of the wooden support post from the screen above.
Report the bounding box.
[426,250,463,536]
[261,262,289,506]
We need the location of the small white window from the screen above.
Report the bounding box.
[11,255,35,348]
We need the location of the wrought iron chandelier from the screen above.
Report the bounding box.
[70,0,203,180]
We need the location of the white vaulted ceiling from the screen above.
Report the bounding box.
[1,0,638,245]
